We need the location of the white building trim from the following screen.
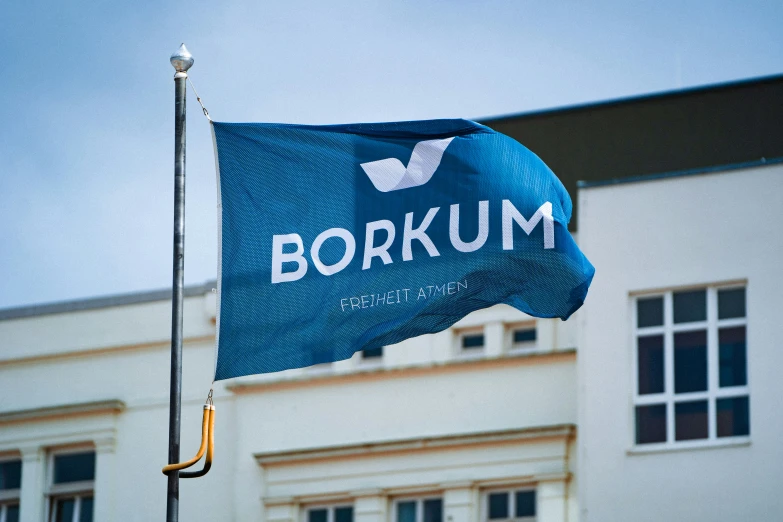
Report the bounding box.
[0,401,122,522]
[257,426,574,522]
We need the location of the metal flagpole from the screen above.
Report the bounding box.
[167,43,193,522]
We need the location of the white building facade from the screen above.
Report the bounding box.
[576,162,783,521]
[0,285,579,522]
[2,70,783,521]
[2,160,781,522]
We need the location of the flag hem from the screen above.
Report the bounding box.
[211,123,223,380]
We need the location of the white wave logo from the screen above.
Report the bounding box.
[360,137,455,192]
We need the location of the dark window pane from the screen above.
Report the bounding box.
[719,327,747,387]
[362,347,383,359]
[0,460,22,490]
[674,331,707,393]
[335,507,353,522]
[515,491,536,517]
[675,400,708,441]
[488,492,509,519]
[423,499,442,522]
[6,504,19,522]
[397,502,416,522]
[462,334,484,349]
[717,397,750,437]
[513,329,536,343]
[718,288,746,319]
[55,499,76,522]
[309,509,328,522]
[638,335,664,395]
[673,290,706,323]
[635,404,667,444]
[54,452,95,484]
[79,496,94,522]
[637,297,663,327]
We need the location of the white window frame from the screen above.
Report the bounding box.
[302,503,354,522]
[46,446,96,522]
[505,321,538,354]
[0,502,20,522]
[0,456,21,522]
[632,284,750,450]
[392,495,444,522]
[481,486,537,522]
[455,326,486,358]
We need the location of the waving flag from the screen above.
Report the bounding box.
[211,119,594,380]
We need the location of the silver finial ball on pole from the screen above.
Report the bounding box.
[170,43,194,73]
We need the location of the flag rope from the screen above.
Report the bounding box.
[187,76,212,122]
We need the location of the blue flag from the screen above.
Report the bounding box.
[212,119,594,380]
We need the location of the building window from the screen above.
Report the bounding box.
[48,450,95,522]
[395,497,443,522]
[456,327,485,353]
[361,346,384,360]
[508,322,537,352]
[634,286,749,446]
[0,502,19,522]
[0,458,21,522]
[306,505,353,522]
[484,489,536,522]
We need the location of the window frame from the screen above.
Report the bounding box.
[0,456,21,522]
[302,503,354,522]
[632,284,750,450]
[455,326,486,357]
[505,321,538,354]
[46,447,96,522]
[0,503,20,522]
[360,346,384,365]
[392,495,444,522]
[481,486,537,522]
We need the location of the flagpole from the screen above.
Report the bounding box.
[167,43,193,522]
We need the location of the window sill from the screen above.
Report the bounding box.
[0,489,20,503]
[627,437,750,456]
[48,480,95,496]
[305,364,333,375]
[455,350,486,361]
[357,358,384,368]
[507,346,540,356]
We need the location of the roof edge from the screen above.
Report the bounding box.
[577,156,783,189]
[0,281,217,321]
[478,73,783,124]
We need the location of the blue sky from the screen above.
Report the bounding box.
[0,1,781,309]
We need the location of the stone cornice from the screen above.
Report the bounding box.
[0,335,214,368]
[0,400,125,426]
[255,424,575,466]
[231,349,576,394]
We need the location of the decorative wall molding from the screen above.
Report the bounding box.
[233,350,576,395]
[0,400,123,454]
[257,425,574,466]
[0,400,125,426]
[0,335,214,368]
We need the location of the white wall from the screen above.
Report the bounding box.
[577,164,783,522]
[0,291,577,521]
